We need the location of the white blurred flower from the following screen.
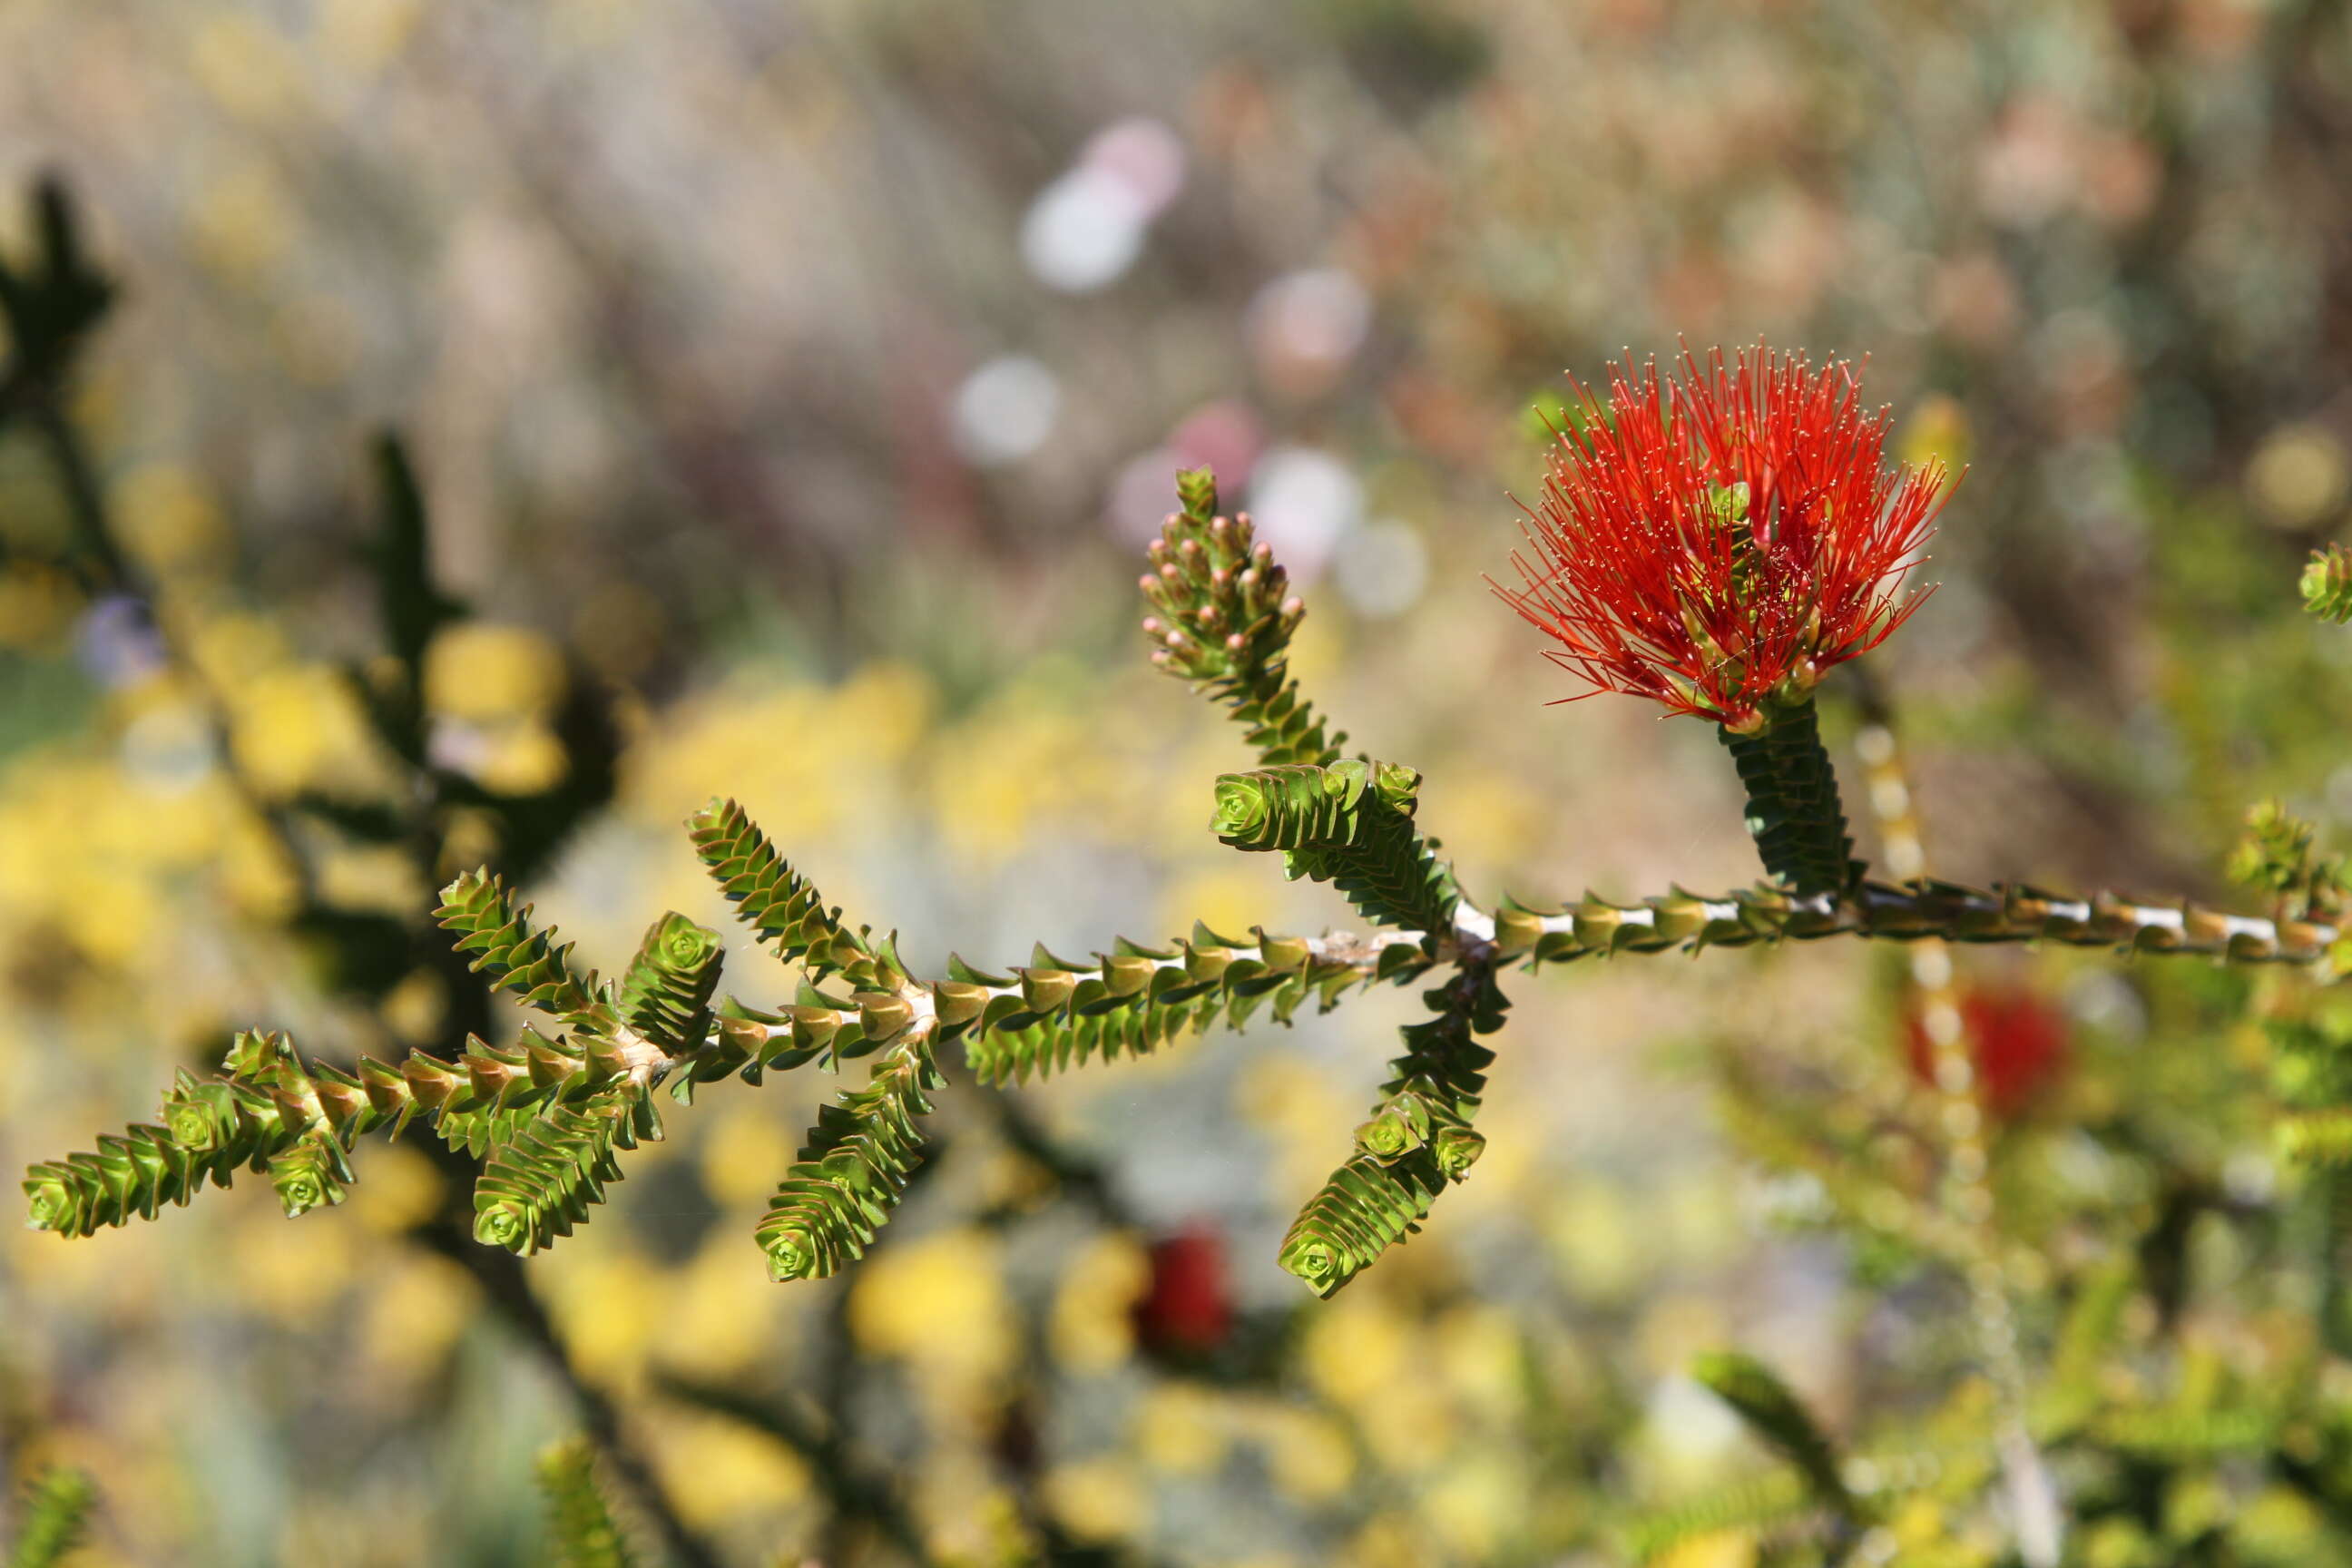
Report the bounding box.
[1244,447,1362,585]
[1023,118,1187,293]
[1023,167,1149,293]
[1248,268,1371,394]
[1108,446,1184,545]
[1643,1374,1745,1465]
[951,355,1062,467]
[119,702,216,794]
[1083,116,1187,219]
[1333,518,1427,618]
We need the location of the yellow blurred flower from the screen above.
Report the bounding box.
[319,0,424,75]
[2249,423,2350,530]
[226,1207,357,1327]
[1423,1452,1527,1561]
[351,1141,448,1236]
[1256,1406,1354,1504]
[833,659,937,766]
[1050,1232,1148,1372]
[1436,1303,1525,1426]
[1656,1531,1757,1568]
[1421,772,1544,886]
[190,156,296,284]
[653,1238,791,1382]
[1134,1384,1226,1475]
[1344,1511,1426,1568]
[1043,1456,1146,1544]
[0,563,79,652]
[220,807,303,920]
[113,465,228,575]
[1237,1056,1357,1198]
[626,681,841,839]
[475,720,570,794]
[546,1247,667,1384]
[425,622,566,720]
[1302,1294,1406,1410]
[318,844,427,916]
[850,1229,1014,1385]
[230,662,378,796]
[378,967,446,1047]
[1155,865,1271,948]
[700,1100,800,1209]
[190,13,307,125]
[358,1251,476,1383]
[1898,393,1973,476]
[649,1410,810,1529]
[186,612,291,691]
[1544,1177,1645,1302]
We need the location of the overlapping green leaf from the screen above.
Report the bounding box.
[1213,759,1460,936]
[1277,965,1504,1297]
[756,1034,944,1280]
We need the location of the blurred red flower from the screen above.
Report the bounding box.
[1132,1225,1232,1356]
[1905,987,2070,1118]
[1495,345,1950,728]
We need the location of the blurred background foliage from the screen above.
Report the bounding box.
[8,0,2352,1563]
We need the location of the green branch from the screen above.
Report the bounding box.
[1717,701,1861,900]
[436,871,614,1028]
[1277,951,1504,1297]
[1489,877,2339,968]
[5,1468,94,1568]
[535,1439,642,1568]
[1692,1350,1864,1533]
[941,924,1431,1085]
[756,1031,945,1280]
[691,797,912,995]
[1142,467,1343,767]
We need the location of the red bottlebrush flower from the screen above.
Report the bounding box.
[1496,345,1951,729]
[1132,1225,1232,1357]
[1905,987,2069,1119]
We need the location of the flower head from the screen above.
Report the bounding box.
[1905,986,2068,1119]
[1132,1225,1233,1357]
[1497,345,1950,729]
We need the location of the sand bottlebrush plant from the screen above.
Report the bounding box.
[28,282,2352,1558]
[28,344,2352,1289]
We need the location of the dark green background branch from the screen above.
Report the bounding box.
[0,178,722,1568]
[5,1468,94,1568]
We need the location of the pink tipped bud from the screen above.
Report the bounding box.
[1179,537,1200,556]
[1195,606,1220,626]
[1148,539,1169,562]
[1160,564,1181,583]
[1226,632,1247,651]
[1238,569,1259,589]
[1152,650,1171,667]
[1252,543,1272,564]
[1164,631,1188,650]
[1210,566,1230,587]
[1141,616,1163,635]
[1139,574,1159,593]
[1210,515,1230,535]
[1281,596,1304,617]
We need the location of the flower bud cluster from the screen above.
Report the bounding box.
[1139,497,1307,685]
